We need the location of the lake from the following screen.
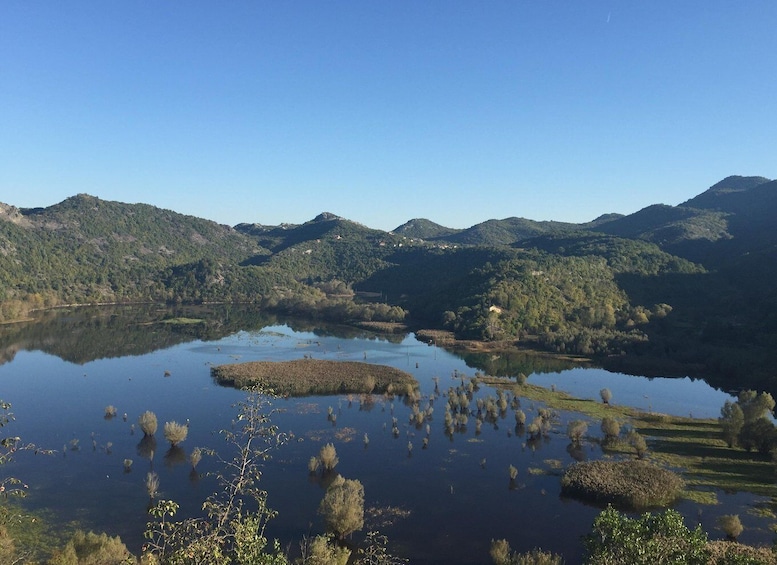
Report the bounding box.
[0,305,770,564]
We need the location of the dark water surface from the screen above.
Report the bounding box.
[0,305,770,563]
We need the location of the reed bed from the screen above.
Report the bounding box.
[211,359,417,396]
[560,459,684,510]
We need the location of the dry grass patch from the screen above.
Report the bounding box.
[561,459,685,510]
[211,359,417,396]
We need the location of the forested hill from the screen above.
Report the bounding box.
[2,176,777,393]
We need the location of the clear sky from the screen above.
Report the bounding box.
[1,2,775,231]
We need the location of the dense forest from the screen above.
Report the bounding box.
[2,175,777,394]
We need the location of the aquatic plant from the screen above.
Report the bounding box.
[138,411,158,436]
[163,421,188,447]
[319,443,339,472]
[146,471,160,499]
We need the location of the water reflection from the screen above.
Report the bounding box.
[0,306,760,565]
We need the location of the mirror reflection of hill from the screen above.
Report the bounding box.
[457,348,579,377]
[0,305,409,366]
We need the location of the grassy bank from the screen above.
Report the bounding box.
[482,377,777,502]
[211,359,418,396]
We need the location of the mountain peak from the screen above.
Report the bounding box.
[311,212,342,222]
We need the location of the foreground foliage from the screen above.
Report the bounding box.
[143,388,289,565]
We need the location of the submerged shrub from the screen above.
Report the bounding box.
[561,460,684,510]
[319,443,339,472]
[104,405,117,419]
[567,420,588,445]
[600,417,620,445]
[163,421,188,446]
[318,475,365,540]
[190,447,202,469]
[138,411,158,436]
[717,514,744,541]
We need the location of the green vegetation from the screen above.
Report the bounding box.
[47,530,136,565]
[583,506,709,564]
[561,460,685,509]
[318,475,365,540]
[489,539,563,565]
[583,506,777,564]
[211,359,417,396]
[4,180,777,394]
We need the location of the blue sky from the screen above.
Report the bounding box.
[1,2,775,231]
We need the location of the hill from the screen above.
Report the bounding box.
[3,176,777,394]
[392,218,462,240]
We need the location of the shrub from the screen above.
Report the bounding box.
[628,430,648,458]
[319,443,339,472]
[138,411,158,436]
[600,388,612,405]
[318,475,365,540]
[308,456,320,474]
[48,530,136,565]
[561,460,684,510]
[146,471,160,499]
[717,514,744,541]
[104,405,117,419]
[189,447,202,470]
[163,421,188,446]
[489,539,562,565]
[600,417,620,445]
[301,534,350,565]
[567,420,587,445]
[584,506,708,564]
[509,465,518,480]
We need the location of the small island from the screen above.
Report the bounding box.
[211,358,418,396]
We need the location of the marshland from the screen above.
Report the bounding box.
[1,305,775,564]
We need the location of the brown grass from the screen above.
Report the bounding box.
[561,459,685,510]
[211,359,417,396]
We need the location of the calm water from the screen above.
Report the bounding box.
[0,306,769,564]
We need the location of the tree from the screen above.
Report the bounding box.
[737,390,775,424]
[583,506,708,564]
[318,475,365,540]
[719,400,744,448]
[738,417,777,455]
